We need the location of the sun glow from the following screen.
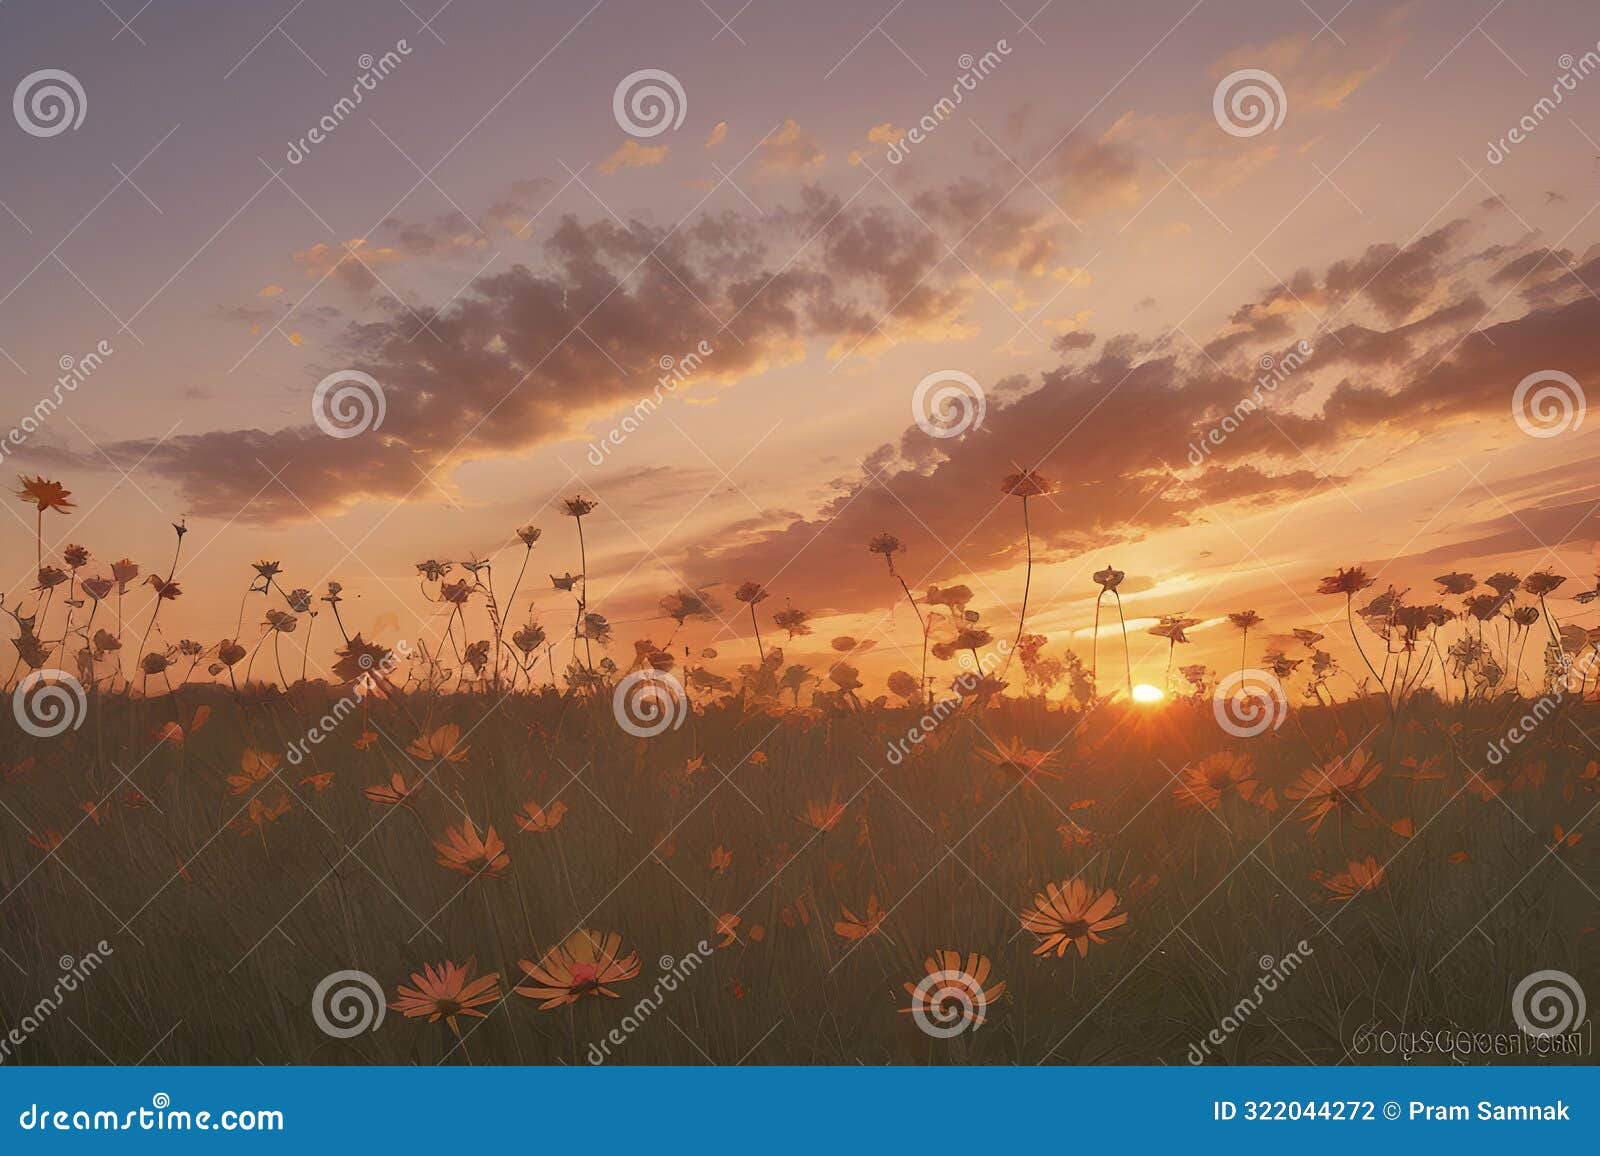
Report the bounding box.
[1130,683,1166,704]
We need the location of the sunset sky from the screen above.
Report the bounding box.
[3,0,1599,692]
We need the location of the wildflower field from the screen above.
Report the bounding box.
[2,477,1597,1066]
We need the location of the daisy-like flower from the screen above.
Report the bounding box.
[515,929,640,1009]
[62,544,88,569]
[550,572,582,592]
[416,560,453,582]
[1000,469,1056,498]
[110,558,140,593]
[1317,567,1374,597]
[561,495,597,518]
[867,532,903,573]
[407,723,469,763]
[798,798,846,832]
[1322,856,1385,901]
[899,951,1006,1030]
[332,634,392,683]
[389,959,501,1036]
[1523,571,1566,597]
[227,749,281,795]
[834,894,886,940]
[516,525,542,547]
[432,819,509,878]
[16,476,74,513]
[976,736,1061,781]
[1020,879,1128,958]
[363,772,417,807]
[1173,751,1260,811]
[1286,748,1382,837]
[514,800,568,833]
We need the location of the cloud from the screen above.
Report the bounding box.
[705,121,727,148]
[758,119,826,174]
[598,139,670,175]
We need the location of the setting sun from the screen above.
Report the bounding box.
[1130,684,1166,704]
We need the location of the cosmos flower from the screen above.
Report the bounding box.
[1322,856,1385,901]
[1317,567,1374,597]
[16,476,74,513]
[389,959,501,1036]
[516,525,542,547]
[1000,470,1056,498]
[1173,751,1260,811]
[363,773,417,807]
[408,724,470,763]
[834,894,886,940]
[515,800,568,833]
[562,495,597,518]
[899,951,1005,1030]
[433,820,509,878]
[515,929,640,1009]
[1286,748,1382,837]
[1020,879,1128,958]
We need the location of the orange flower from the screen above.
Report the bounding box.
[1322,856,1385,901]
[515,929,640,1009]
[299,772,335,794]
[976,736,1061,781]
[834,894,886,940]
[27,828,64,853]
[1286,748,1381,837]
[363,772,417,807]
[1020,879,1128,958]
[710,844,732,874]
[714,913,741,947]
[228,749,281,795]
[899,951,1006,1029]
[408,723,469,763]
[1173,751,1259,811]
[799,798,845,832]
[389,959,501,1036]
[433,820,509,878]
[16,476,74,513]
[514,799,568,833]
